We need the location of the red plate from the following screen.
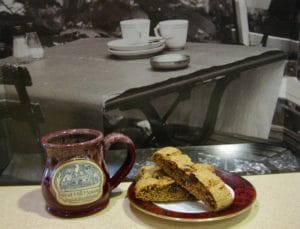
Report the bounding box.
[127,170,256,222]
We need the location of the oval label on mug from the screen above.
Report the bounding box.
[51,159,105,206]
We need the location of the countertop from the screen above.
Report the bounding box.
[1,172,300,229]
[108,144,300,181]
[1,143,299,185]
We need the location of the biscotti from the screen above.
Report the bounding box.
[134,165,195,201]
[134,163,215,202]
[152,147,233,211]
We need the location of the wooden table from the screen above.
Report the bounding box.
[1,172,299,229]
[1,38,286,146]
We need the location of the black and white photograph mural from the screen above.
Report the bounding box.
[0,0,299,189]
[246,0,299,78]
[0,0,238,58]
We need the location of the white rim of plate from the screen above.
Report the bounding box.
[107,37,164,51]
[108,44,165,56]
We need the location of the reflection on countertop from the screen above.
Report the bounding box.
[0,142,299,185]
[106,143,300,181]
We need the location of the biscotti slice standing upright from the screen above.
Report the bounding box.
[134,165,195,202]
[152,147,233,211]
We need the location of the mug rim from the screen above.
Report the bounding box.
[120,19,150,25]
[159,19,188,26]
[41,128,103,149]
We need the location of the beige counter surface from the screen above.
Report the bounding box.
[1,172,300,229]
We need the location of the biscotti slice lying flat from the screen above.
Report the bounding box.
[152,147,233,211]
[134,164,215,202]
[134,165,195,202]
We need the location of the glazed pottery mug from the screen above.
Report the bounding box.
[120,19,150,44]
[154,19,188,50]
[40,129,136,217]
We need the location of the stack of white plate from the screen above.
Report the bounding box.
[107,37,165,59]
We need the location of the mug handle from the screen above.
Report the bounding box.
[103,133,136,190]
[154,24,161,38]
[154,24,172,39]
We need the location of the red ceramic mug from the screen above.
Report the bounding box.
[40,128,136,217]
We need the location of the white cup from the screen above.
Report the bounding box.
[154,20,188,50]
[120,19,150,44]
